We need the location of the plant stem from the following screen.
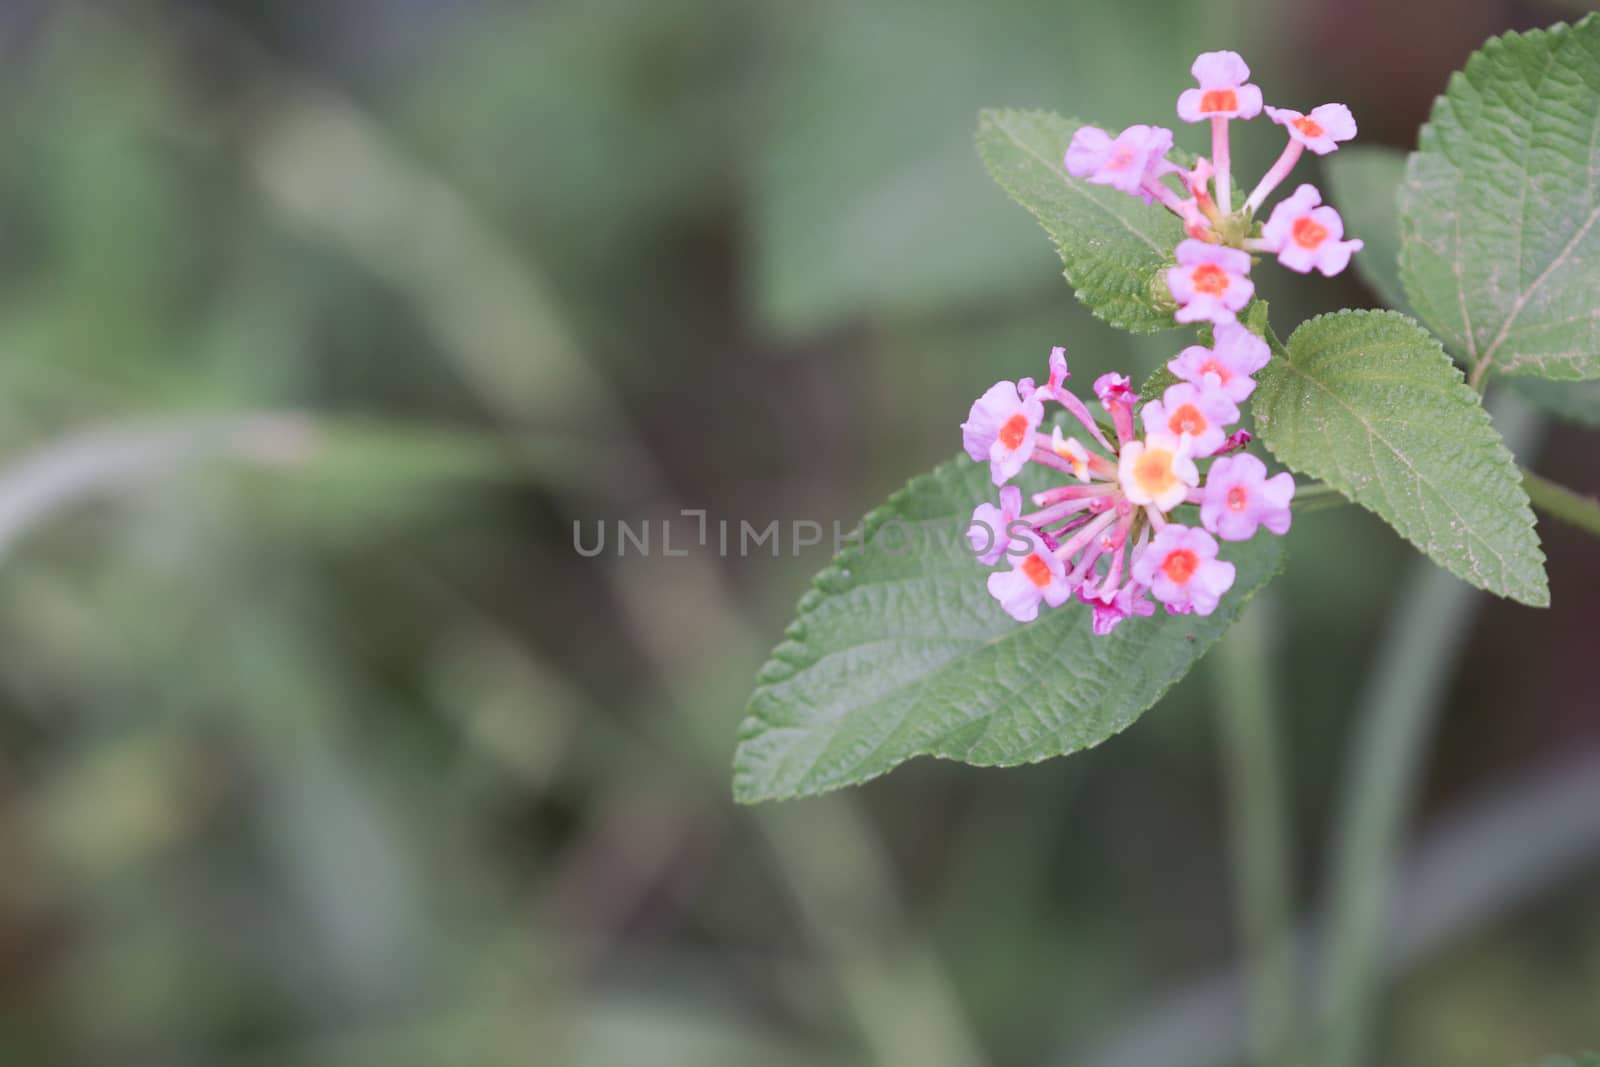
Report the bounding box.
[1291,483,1349,514]
[1467,356,1491,393]
[1291,482,1342,501]
[1314,561,1474,1067]
[1315,395,1544,1067]
[1211,595,1298,1067]
[1523,469,1600,538]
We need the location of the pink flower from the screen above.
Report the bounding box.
[1046,346,1070,395]
[1049,427,1095,482]
[1216,429,1253,455]
[987,530,1073,622]
[1094,373,1139,445]
[1118,431,1198,512]
[1065,124,1175,200]
[1132,525,1236,616]
[1176,51,1263,122]
[1200,454,1295,541]
[1260,184,1363,276]
[962,380,1044,485]
[969,486,1025,565]
[1140,381,1240,457]
[1046,347,1114,451]
[1264,103,1356,155]
[1167,322,1271,403]
[1167,239,1254,324]
[1079,580,1154,636]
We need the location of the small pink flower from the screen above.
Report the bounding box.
[1118,431,1198,512]
[1174,157,1219,236]
[1264,103,1356,156]
[969,486,1025,565]
[1201,454,1295,541]
[1047,347,1114,450]
[1261,184,1363,276]
[1216,429,1253,455]
[1141,382,1240,457]
[1167,239,1254,325]
[962,380,1045,485]
[1167,322,1271,404]
[1132,524,1236,616]
[987,531,1073,622]
[1176,51,1263,122]
[1065,124,1175,200]
[1050,427,1095,482]
[1079,580,1154,635]
[1046,346,1070,394]
[1094,373,1139,446]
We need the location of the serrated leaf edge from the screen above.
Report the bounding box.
[976,108,1182,335]
[1260,308,1549,606]
[732,456,1285,804]
[1399,13,1600,383]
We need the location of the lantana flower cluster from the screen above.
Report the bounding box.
[964,335,1292,632]
[1066,50,1362,323]
[962,51,1349,632]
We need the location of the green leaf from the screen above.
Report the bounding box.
[1254,310,1548,606]
[1139,362,1182,398]
[1330,146,1600,424]
[1399,14,1600,382]
[977,109,1183,334]
[1518,1056,1600,1067]
[731,456,1284,804]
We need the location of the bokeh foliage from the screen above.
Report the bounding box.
[0,3,1590,1066]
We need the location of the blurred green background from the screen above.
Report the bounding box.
[0,1,1593,1065]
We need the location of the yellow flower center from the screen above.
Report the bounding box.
[1134,448,1177,496]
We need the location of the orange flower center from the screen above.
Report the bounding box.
[1292,115,1325,138]
[1022,554,1053,588]
[1168,403,1208,438]
[1200,89,1238,113]
[1191,263,1230,295]
[1108,146,1136,170]
[1160,548,1200,585]
[1200,358,1233,383]
[1227,485,1249,511]
[998,413,1030,450]
[1292,216,1329,249]
[1134,448,1177,495]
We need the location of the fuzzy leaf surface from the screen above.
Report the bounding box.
[977,109,1184,334]
[732,456,1283,803]
[1254,310,1547,605]
[1332,145,1600,424]
[1399,15,1600,381]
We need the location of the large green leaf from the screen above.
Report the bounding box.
[731,456,1284,803]
[1519,1057,1600,1067]
[1254,310,1548,606]
[1399,15,1600,382]
[1331,146,1600,425]
[977,109,1184,334]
